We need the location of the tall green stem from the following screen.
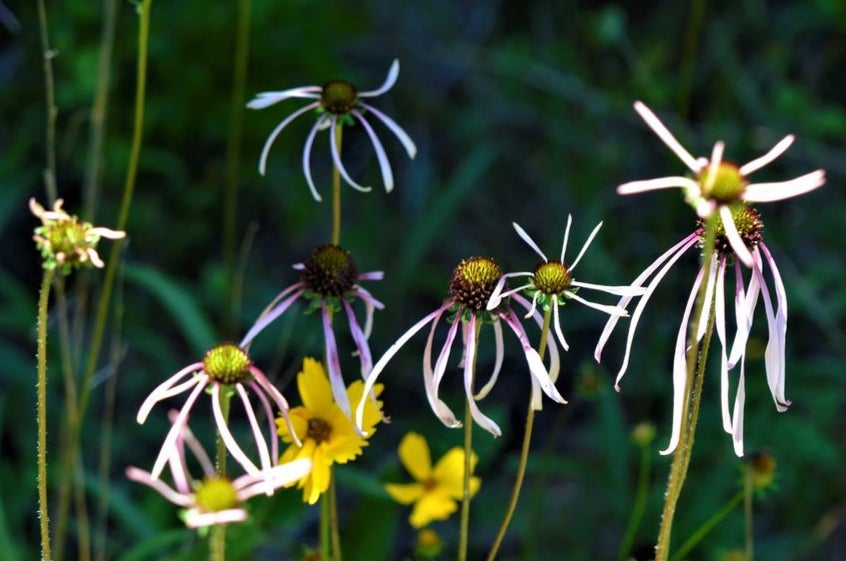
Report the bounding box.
[36,0,58,204]
[37,268,56,561]
[677,0,707,118]
[669,490,743,561]
[331,127,343,246]
[654,214,718,561]
[329,474,342,561]
[744,464,754,561]
[222,0,252,336]
[320,490,331,561]
[211,389,232,561]
[486,306,553,561]
[616,438,654,561]
[458,321,482,561]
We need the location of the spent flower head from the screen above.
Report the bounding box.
[137,342,297,478]
[617,101,825,267]
[356,255,564,437]
[276,358,384,504]
[487,217,645,352]
[30,198,125,275]
[248,59,417,200]
[384,432,480,529]
[240,244,384,421]
[127,413,311,528]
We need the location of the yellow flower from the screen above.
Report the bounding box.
[384,432,481,528]
[276,358,383,504]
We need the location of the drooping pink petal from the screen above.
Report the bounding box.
[235,459,313,500]
[329,117,372,192]
[235,383,272,474]
[461,315,502,436]
[302,116,326,201]
[720,205,754,267]
[343,299,373,379]
[738,134,794,176]
[713,256,732,433]
[257,101,320,175]
[250,367,300,447]
[248,379,279,462]
[760,243,790,409]
[511,293,561,384]
[499,307,566,405]
[359,102,417,158]
[421,307,461,429]
[617,176,701,195]
[474,318,504,400]
[552,298,570,352]
[126,467,193,507]
[633,101,702,172]
[749,250,788,412]
[151,378,208,479]
[247,86,322,109]
[239,285,306,347]
[353,112,395,192]
[321,304,352,419]
[358,59,399,98]
[742,170,826,202]
[730,361,747,457]
[211,384,260,476]
[431,318,461,402]
[137,362,203,423]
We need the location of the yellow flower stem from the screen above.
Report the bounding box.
[616,436,654,561]
[485,305,553,561]
[668,490,743,561]
[330,473,342,561]
[222,0,252,337]
[321,490,331,561]
[458,320,482,561]
[332,126,343,246]
[744,463,754,561]
[654,213,719,561]
[211,388,232,561]
[37,267,56,561]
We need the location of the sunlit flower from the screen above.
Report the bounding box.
[30,198,125,275]
[137,342,297,479]
[276,358,383,505]
[487,217,644,351]
[596,208,794,456]
[248,59,417,200]
[356,256,563,437]
[241,244,383,421]
[618,101,825,267]
[384,432,480,528]
[127,412,311,528]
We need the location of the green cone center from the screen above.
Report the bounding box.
[203,343,252,384]
[302,245,358,297]
[698,162,747,203]
[449,257,503,310]
[194,476,240,513]
[321,80,359,114]
[704,205,764,256]
[532,261,572,295]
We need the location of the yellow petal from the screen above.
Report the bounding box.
[277,408,308,442]
[398,432,432,482]
[433,448,479,499]
[347,380,384,434]
[297,358,334,416]
[384,482,425,505]
[409,490,458,528]
[303,446,331,505]
[322,410,366,464]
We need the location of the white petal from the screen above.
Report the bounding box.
[353,112,394,192]
[569,221,602,271]
[739,134,794,176]
[359,102,417,158]
[257,102,319,176]
[720,205,754,268]
[359,59,399,98]
[743,170,826,202]
[617,176,700,195]
[247,86,322,109]
[633,100,702,172]
[513,222,547,261]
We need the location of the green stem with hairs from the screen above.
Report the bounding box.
[486,305,553,561]
[36,0,58,204]
[654,213,719,561]
[669,490,743,561]
[458,321,482,561]
[330,474,342,561]
[744,464,754,561]
[320,490,331,561]
[37,268,56,561]
[616,437,654,561]
[331,127,343,246]
[211,389,232,561]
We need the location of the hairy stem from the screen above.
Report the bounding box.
[458,321,482,561]
[211,389,232,561]
[37,268,56,561]
[331,127,343,246]
[36,0,58,204]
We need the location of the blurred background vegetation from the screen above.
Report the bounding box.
[1,0,844,560]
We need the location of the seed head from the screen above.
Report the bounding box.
[301,245,358,297]
[202,343,252,385]
[449,257,503,310]
[320,80,359,115]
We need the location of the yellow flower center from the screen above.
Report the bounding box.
[321,80,359,115]
[532,261,572,295]
[202,343,252,384]
[698,161,747,203]
[704,205,764,256]
[307,417,332,444]
[449,257,503,310]
[302,244,358,297]
[194,476,239,512]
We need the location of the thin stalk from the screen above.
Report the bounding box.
[331,127,343,246]
[222,0,253,336]
[677,0,707,118]
[669,490,743,561]
[744,465,754,561]
[616,440,654,561]
[37,268,56,561]
[486,306,553,561]
[36,0,57,204]
[654,214,718,561]
[329,473,342,561]
[211,389,232,561]
[73,0,152,468]
[458,321,482,561]
[320,491,331,561]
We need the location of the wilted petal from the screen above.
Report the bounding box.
[247,86,321,109]
[359,102,417,158]
[354,112,395,192]
[257,102,320,175]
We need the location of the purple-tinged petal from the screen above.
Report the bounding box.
[474,318,504,400]
[432,318,461,400]
[633,100,702,172]
[169,411,215,477]
[329,117,372,192]
[359,102,417,158]
[569,221,603,271]
[731,361,747,457]
[235,459,313,500]
[720,205,754,267]
[235,383,272,475]
[500,307,566,405]
[257,102,319,176]
[250,366,300,447]
[302,116,326,201]
[137,362,203,423]
[661,267,704,456]
[358,59,399,98]
[760,243,790,409]
[353,112,395,192]
[713,257,732,433]
[552,298,570,352]
[728,260,754,368]
[749,251,789,412]
[696,256,719,341]
[212,384,260,475]
[247,86,322,109]
[185,509,249,528]
[248,380,279,463]
[358,270,385,282]
[487,273,532,310]
[567,291,629,317]
[126,467,193,507]
[343,299,373,379]
[512,293,561,384]
[743,170,826,202]
[321,304,352,419]
[421,307,462,429]
[151,378,208,479]
[512,222,548,261]
[462,315,502,436]
[739,134,794,176]
[239,284,306,347]
[617,176,701,195]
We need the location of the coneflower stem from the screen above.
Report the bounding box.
[744,464,754,561]
[486,305,553,561]
[655,213,718,561]
[321,490,331,561]
[669,490,743,561]
[37,267,56,561]
[458,321,482,561]
[331,126,343,246]
[211,389,232,561]
[36,0,58,204]
[330,473,342,561]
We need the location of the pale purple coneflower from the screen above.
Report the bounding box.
[240,244,384,421]
[127,413,311,528]
[248,59,417,200]
[355,256,564,437]
[618,100,825,267]
[487,217,645,352]
[596,207,797,457]
[137,342,297,479]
